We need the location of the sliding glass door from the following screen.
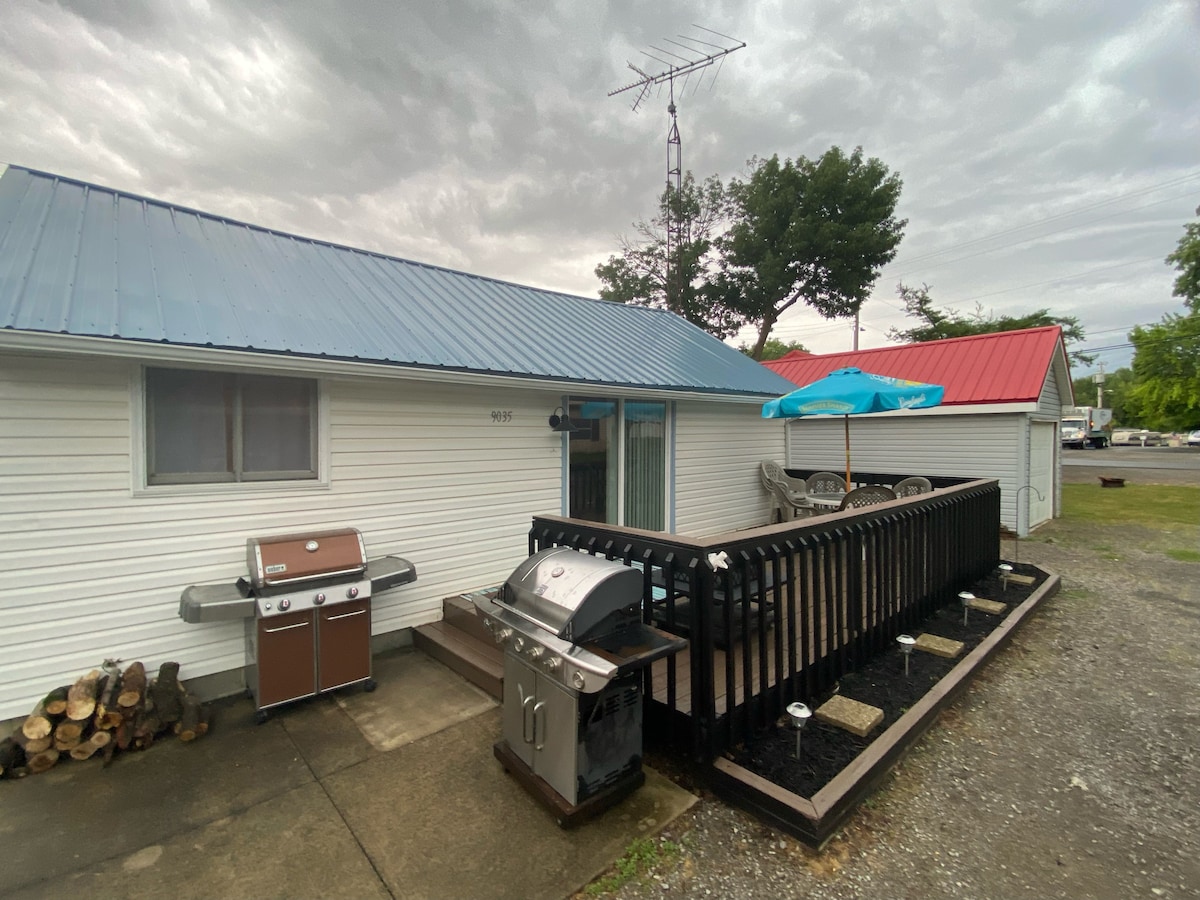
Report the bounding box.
[565,398,668,531]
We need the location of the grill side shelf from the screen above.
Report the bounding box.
[179,583,256,623]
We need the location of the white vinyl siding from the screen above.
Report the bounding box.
[673,400,785,537]
[1036,365,1064,419]
[783,412,1029,532]
[0,352,563,719]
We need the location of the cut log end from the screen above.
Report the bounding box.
[66,669,102,721]
[117,661,147,708]
[26,748,60,774]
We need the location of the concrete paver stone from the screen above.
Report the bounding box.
[815,694,885,737]
[914,632,966,658]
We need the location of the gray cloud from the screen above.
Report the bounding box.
[2,0,1197,369]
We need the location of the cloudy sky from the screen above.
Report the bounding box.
[3,0,1198,373]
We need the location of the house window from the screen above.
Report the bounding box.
[146,368,317,485]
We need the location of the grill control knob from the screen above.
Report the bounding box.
[527,646,544,661]
[512,636,525,652]
[278,598,291,611]
[494,627,513,644]
[346,586,359,599]
[543,656,562,672]
[314,593,326,605]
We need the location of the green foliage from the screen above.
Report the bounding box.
[740,337,810,361]
[1124,210,1200,429]
[595,173,741,338]
[1071,367,1133,425]
[1124,313,1200,429]
[584,836,680,895]
[717,147,906,359]
[1070,367,1132,422]
[1166,208,1200,311]
[888,283,1094,366]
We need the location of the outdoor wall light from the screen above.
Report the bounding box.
[785,701,812,760]
[958,591,975,626]
[897,633,916,676]
[548,406,582,433]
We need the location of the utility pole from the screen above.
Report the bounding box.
[609,27,745,314]
[1093,363,1106,407]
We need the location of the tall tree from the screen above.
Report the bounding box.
[1124,209,1200,429]
[1166,206,1200,312]
[595,173,741,338]
[738,338,810,361]
[717,147,906,359]
[888,282,1095,366]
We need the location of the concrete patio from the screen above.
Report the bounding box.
[0,648,697,899]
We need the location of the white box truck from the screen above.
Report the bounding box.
[1061,406,1114,449]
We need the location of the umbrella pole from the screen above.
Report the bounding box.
[844,415,851,487]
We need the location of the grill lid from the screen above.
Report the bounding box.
[499,547,641,641]
[246,527,368,589]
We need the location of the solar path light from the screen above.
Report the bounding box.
[998,563,1013,592]
[958,591,975,626]
[897,633,916,676]
[785,702,812,760]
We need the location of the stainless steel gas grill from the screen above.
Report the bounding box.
[471,547,687,826]
[179,527,417,722]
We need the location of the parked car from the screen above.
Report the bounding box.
[1111,428,1164,447]
[1187,429,1200,447]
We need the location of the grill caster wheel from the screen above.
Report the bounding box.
[254,710,269,725]
[363,678,377,693]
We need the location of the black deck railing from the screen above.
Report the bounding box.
[528,476,1001,761]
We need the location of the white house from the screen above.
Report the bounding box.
[761,327,1073,536]
[0,164,798,720]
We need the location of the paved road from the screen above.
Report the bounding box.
[1062,445,1200,485]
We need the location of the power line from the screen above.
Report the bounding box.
[883,188,1200,282]
[953,256,1163,304]
[884,170,1200,273]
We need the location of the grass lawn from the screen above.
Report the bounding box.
[1060,483,1200,528]
[1060,487,1200,564]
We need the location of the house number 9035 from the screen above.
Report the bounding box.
[490,410,513,423]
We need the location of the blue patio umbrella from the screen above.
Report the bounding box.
[762,367,945,485]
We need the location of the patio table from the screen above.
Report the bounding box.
[806,492,845,510]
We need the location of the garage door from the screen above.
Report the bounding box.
[1028,422,1055,530]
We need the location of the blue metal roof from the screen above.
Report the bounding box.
[0,165,795,398]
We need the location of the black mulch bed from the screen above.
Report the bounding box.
[726,561,1046,799]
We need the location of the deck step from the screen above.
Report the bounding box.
[414,619,503,700]
[441,593,495,645]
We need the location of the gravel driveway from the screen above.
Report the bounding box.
[585,469,1200,900]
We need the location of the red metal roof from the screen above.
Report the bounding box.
[762,326,1067,406]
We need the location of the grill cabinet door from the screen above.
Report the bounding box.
[255,610,317,707]
[318,598,371,690]
[503,654,539,769]
[529,674,580,805]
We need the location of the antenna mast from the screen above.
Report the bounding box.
[609,27,745,314]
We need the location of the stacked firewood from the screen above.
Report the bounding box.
[0,660,211,779]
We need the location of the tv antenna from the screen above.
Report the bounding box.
[609,26,745,314]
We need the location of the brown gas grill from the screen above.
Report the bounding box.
[470,547,687,826]
[180,527,416,722]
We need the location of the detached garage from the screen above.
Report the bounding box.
[762,326,1073,536]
